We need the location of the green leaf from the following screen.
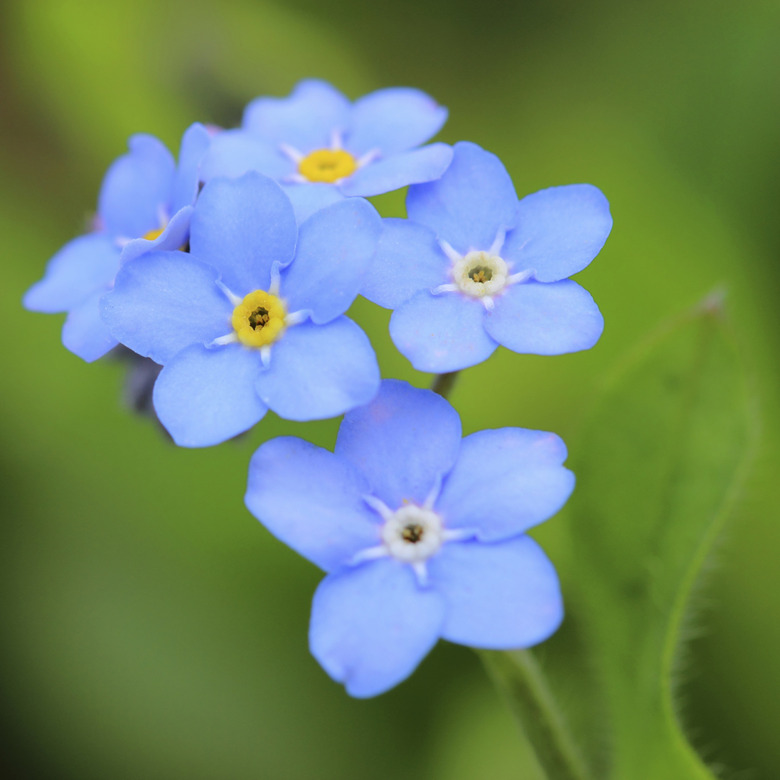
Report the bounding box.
[559,292,757,779]
[480,294,756,780]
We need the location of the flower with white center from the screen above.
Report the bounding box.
[199,80,453,207]
[100,172,382,447]
[360,141,613,372]
[245,379,573,697]
[23,124,211,362]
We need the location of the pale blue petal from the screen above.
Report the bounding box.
[101,252,231,364]
[98,134,175,239]
[310,559,445,698]
[62,289,118,362]
[430,537,562,648]
[335,379,462,509]
[281,199,382,323]
[436,429,575,541]
[360,218,448,309]
[485,280,604,355]
[406,141,518,254]
[243,80,350,152]
[153,343,266,447]
[24,233,118,313]
[170,123,211,213]
[389,290,497,372]
[255,317,379,421]
[282,183,345,223]
[119,205,192,265]
[345,87,448,157]
[245,437,381,572]
[501,184,612,282]
[339,144,453,198]
[199,129,292,183]
[189,173,297,296]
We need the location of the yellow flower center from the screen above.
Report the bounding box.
[143,227,165,241]
[231,290,287,348]
[298,149,358,183]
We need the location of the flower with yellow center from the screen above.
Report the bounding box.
[231,290,287,348]
[297,149,359,183]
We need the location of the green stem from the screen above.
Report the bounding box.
[479,649,592,780]
[431,371,459,399]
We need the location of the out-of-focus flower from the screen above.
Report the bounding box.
[361,141,612,372]
[101,173,382,447]
[245,379,572,697]
[201,80,453,201]
[23,124,211,361]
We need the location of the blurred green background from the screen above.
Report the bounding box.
[2,0,779,777]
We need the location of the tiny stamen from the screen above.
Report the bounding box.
[364,494,394,522]
[357,148,380,168]
[432,283,459,296]
[489,227,507,256]
[438,239,463,264]
[216,280,242,306]
[412,561,429,586]
[508,269,534,285]
[279,143,304,163]
[210,333,238,347]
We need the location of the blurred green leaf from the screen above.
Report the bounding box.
[483,294,756,780]
[558,292,756,779]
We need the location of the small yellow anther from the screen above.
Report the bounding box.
[231,290,287,348]
[298,149,358,183]
[143,227,165,241]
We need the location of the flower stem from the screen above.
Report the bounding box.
[431,371,459,399]
[478,649,593,780]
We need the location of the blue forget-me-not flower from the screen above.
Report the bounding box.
[360,141,612,372]
[245,379,571,697]
[23,123,211,362]
[101,172,383,447]
[201,79,453,201]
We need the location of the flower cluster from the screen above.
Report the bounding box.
[24,80,612,696]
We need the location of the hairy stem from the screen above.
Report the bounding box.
[479,649,592,780]
[431,371,460,399]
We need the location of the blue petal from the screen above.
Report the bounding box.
[280,198,382,323]
[170,123,212,214]
[345,87,448,157]
[429,536,563,648]
[199,129,293,183]
[101,252,231,364]
[360,218,448,309]
[484,280,604,355]
[189,173,297,296]
[62,289,118,362]
[310,559,445,698]
[98,134,175,239]
[335,379,462,509]
[243,80,351,152]
[406,141,518,254]
[153,343,266,447]
[24,233,118,313]
[389,290,497,372]
[255,317,379,421]
[118,205,192,265]
[501,184,612,282]
[282,182,345,223]
[436,429,575,541]
[339,144,453,198]
[245,437,381,572]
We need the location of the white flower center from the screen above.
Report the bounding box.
[452,251,509,298]
[381,504,444,563]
